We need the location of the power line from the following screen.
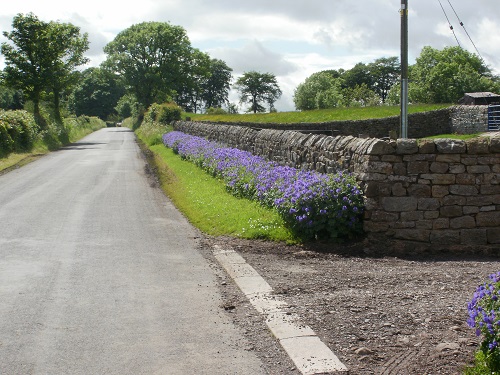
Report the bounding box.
[446,0,485,61]
[437,0,461,47]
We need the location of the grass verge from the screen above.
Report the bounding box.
[135,121,296,242]
[0,116,106,174]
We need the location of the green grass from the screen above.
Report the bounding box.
[185,104,452,124]
[422,133,481,140]
[147,144,295,242]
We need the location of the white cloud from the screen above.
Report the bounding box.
[0,0,498,112]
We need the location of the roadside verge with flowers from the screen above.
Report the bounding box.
[162,131,365,241]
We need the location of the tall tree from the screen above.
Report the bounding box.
[103,22,199,110]
[69,67,125,119]
[44,21,89,124]
[235,71,282,113]
[369,57,400,103]
[1,13,88,126]
[202,59,233,111]
[1,13,51,127]
[175,48,211,113]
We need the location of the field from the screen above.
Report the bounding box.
[185,104,452,123]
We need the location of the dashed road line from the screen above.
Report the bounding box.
[213,245,348,375]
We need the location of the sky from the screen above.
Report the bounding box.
[1,0,499,112]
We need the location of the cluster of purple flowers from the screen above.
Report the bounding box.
[163,131,364,239]
[467,272,500,368]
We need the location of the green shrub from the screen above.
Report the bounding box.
[206,107,228,115]
[156,102,182,124]
[145,102,182,125]
[0,110,39,155]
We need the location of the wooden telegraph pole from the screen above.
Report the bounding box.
[400,0,409,138]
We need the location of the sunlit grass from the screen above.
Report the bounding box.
[186,104,452,124]
[148,144,296,242]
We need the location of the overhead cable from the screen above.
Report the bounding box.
[446,0,485,61]
[437,0,462,47]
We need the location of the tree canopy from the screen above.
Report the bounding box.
[103,22,211,111]
[1,13,88,126]
[234,71,282,113]
[409,46,498,103]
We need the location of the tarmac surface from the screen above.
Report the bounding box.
[0,128,268,374]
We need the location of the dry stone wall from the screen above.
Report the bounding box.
[173,121,500,251]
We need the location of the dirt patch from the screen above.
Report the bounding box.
[201,236,500,374]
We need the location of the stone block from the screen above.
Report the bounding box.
[408,161,430,175]
[461,229,488,245]
[420,174,456,184]
[424,211,440,219]
[443,195,466,206]
[491,138,500,153]
[476,211,500,227]
[450,216,476,229]
[449,185,479,196]
[461,157,478,166]
[396,139,419,154]
[436,154,461,163]
[392,183,407,197]
[449,164,466,174]
[408,184,432,198]
[456,174,476,185]
[393,163,407,175]
[381,197,418,212]
[435,139,466,154]
[381,155,403,162]
[484,174,500,185]
[371,211,399,222]
[364,221,390,233]
[430,230,461,244]
[366,140,395,155]
[430,162,449,173]
[467,138,490,154]
[393,221,416,229]
[481,185,500,195]
[463,206,480,215]
[488,228,500,244]
[368,161,393,174]
[433,218,450,229]
[418,198,441,211]
[440,206,463,217]
[401,211,424,221]
[478,157,500,165]
[418,140,436,154]
[416,220,433,230]
[432,185,449,198]
[394,229,430,242]
[467,165,491,174]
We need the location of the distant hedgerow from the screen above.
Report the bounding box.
[163,131,364,240]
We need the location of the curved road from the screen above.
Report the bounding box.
[0,128,265,374]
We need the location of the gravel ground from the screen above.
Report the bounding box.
[201,236,500,374]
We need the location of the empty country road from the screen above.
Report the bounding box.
[0,128,265,374]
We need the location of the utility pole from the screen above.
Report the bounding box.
[400,0,409,139]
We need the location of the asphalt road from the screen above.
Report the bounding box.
[0,128,265,374]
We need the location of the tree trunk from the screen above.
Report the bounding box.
[33,92,47,129]
[53,89,63,125]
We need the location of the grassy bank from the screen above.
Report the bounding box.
[0,115,106,173]
[185,104,452,124]
[135,120,296,242]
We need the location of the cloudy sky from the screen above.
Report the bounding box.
[1,0,498,111]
